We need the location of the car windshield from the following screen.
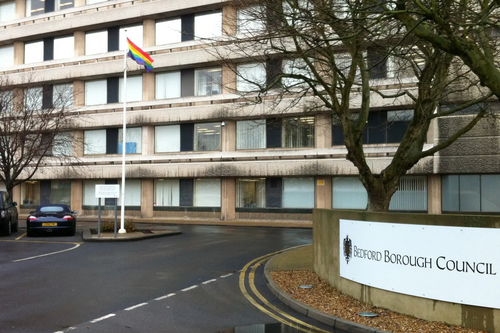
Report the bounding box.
[38,206,66,213]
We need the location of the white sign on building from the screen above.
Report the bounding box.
[95,184,120,199]
[339,219,500,308]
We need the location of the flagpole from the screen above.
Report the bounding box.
[119,30,128,234]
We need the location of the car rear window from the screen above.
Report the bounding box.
[38,206,65,213]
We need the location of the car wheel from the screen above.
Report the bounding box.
[4,220,11,236]
[70,223,76,236]
[11,220,18,233]
[27,227,34,237]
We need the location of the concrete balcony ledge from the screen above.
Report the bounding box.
[43,145,434,167]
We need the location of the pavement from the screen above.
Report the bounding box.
[75,221,385,333]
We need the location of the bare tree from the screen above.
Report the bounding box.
[392,0,500,100]
[0,77,78,198]
[212,0,493,211]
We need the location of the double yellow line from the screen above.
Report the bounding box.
[239,249,330,333]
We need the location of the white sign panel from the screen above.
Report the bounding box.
[95,184,120,199]
[339,219,500,308]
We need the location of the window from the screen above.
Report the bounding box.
[237,117,315,149]
[25,41,44,64]
[0,90,13,113]
[0,45,14,69]
[118,127,142,154]
[53,83,73,108]
[154,179,180,206]
[155,125,180,153]
[237,120,266,149]
[52,132,73,156]
[21,181,41,207]
[195,68,222,96]
[282,117,315,148]
[117,179,141,206]
[50,181,71,205]
[194,12,222,39]
[282,0,313,29]
[237,63,266,92]
[156,18,182,45]
[83,180,104,206]
[332,110,414,145]
[332,176,428,211]
[56,0,74,11]
[332,177,368,209]
[237,6,266,34]
[236,178,266,208]
[154,178,221,208]
[119,25,143,50]
[0,2,15,23]
[119,76,143,102]
[85,30,108,55]
[236,177,314,209]
[194,179,221,207]
[85,80,107,105]
[282,58,313,88]
[156,72,181,99]
[282,177,314,208]
[387,46,425,79]
[194,123,221,151]
[84,129,106,154]
[442,175,500,213]
[21,180,71,207]
[84,128,141,155]
[53,36,74,60]
[86,77,129,105]
[26,0,74,17]
[24,87,43,110]
[26,0,45,16]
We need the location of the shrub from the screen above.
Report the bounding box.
[100,221,137,233]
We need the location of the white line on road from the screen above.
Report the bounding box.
[125,303,148,311]
[181,285,198,292]
[90,314,116,323]
[202,279,217,284]
[13,244,81,262]
[220,273,233,278]
[155,293,176,300]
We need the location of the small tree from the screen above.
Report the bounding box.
[212,0,493,211]
[0,77,78,199]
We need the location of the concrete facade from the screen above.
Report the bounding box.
[1,0,499,223]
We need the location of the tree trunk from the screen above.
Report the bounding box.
[364,176,400,212]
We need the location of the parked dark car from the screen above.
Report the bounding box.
[27,204,77,237]
[0,191,18,236]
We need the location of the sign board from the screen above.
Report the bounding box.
[95,184,120,199]
[317,180,325,186]
[339,219,500,308]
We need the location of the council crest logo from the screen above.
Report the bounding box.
[343,235,352,264]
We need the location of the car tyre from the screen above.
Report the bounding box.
[4,220,11,236]
[70,223,76,236]
[11,220,18,233]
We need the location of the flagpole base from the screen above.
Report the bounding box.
[118,228,127,234]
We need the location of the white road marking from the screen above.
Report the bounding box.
[13,244,81,262]
[181,285,198,292]
[125,302,148,311]
[202,279,217,284]
[220,273,233,278]
[90,314,115,323]
[155,293,176,300]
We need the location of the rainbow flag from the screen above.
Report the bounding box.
[127,38,154,72]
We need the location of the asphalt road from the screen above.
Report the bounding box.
[0,224,324,333]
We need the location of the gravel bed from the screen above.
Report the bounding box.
[271,270,487,333]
